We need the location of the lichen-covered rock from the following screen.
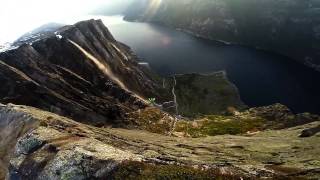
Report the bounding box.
[247,103,294,121]
[35,138,140,180]
[4,107,141,180]
[15,134,44,155]
[1,103,320,179]
[246,104,320,129]
[0,104,39,180]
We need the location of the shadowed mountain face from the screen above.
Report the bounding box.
[0,19,167,126]
[125,0,320,71]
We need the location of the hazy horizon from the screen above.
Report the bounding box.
[0,0,132,44]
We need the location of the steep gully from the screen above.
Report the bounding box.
[68,39,148,104]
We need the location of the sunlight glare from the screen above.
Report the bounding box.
[144,0,162,20]
[0,0,107,43]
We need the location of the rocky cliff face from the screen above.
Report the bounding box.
[165,72,246,117]
[125,0,320,71]
[0,19,168,126]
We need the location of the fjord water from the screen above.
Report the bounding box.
[99,16,320,114]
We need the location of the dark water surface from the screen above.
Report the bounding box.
[101,16,320,114]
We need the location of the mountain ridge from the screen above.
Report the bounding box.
[0,19,166,126]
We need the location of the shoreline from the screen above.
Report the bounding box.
[125,18,320,73]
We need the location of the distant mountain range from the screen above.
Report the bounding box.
[13,23,64,47]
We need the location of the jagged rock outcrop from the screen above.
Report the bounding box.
[125,0,320,71]
[0,19,168,126]
[1,104,320,179]
[173,103,320,137]
[300,125,320,137]
[0,103,141,179]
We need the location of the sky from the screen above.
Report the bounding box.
[0,0,129,44]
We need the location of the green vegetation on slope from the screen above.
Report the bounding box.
[169,72,246,117]
[126,107,175,134]
[175,115,265,137]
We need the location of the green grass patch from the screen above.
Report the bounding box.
[175,115,265,137]
[127,107,173,134]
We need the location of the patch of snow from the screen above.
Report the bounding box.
[56,34,63,39]
[0,42,12,52]
[138,62,149,65]
[138,62,151,69]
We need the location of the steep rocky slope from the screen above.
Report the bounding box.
[125,0,320,71]
[0,19,168,126]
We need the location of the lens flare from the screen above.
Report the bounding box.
[144,0,162,20]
